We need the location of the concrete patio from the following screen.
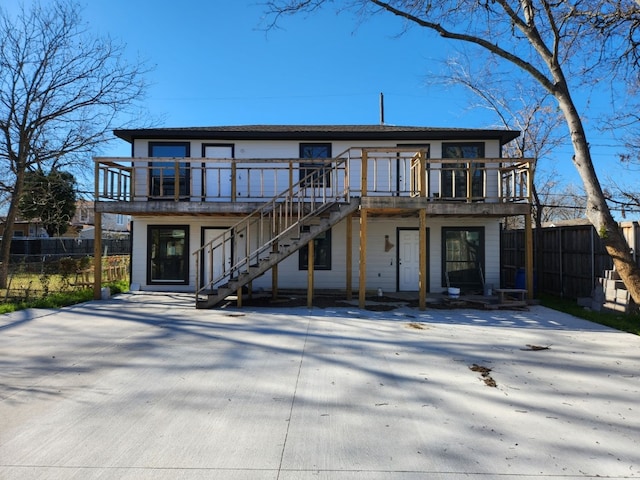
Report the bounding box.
[1,292,639,479]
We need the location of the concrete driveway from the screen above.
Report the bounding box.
[1,292,639,479]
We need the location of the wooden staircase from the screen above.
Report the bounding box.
[194,150,357,308]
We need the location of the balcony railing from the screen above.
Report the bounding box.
[95,148,532,205]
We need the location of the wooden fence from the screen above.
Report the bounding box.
[8,238,130,263]
[3,255,130,302]
[501,221,640,299]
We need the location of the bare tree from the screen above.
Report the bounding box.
[265,0,640,304]
[430,55,571,228]
[0,0,148,287]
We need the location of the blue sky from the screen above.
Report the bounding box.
[4,0,635,211]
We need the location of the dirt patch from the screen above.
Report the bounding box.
[406,322,427,330]
[521,344,550,351]
[470,363,497,387]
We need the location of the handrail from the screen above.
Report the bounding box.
[95,154,533,204]
[193,148,352,297]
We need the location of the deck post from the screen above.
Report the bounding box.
[525,210,534,300]
[307,237,314,308]
[346,213,353,300]
[93,211,102,300]
[359,209,368,309]
[361,150,368,197]
[272,220,279,300]
[271,256,278,300]
[419,209,427,310]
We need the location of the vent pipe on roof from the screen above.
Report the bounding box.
[379,92,385,125]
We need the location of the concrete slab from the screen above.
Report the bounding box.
[1,292,639,479]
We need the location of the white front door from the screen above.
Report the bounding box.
[204,145,233,200]
[398,229,428,291]
[202,228,231,288]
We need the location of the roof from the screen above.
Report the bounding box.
[113,124,521,145]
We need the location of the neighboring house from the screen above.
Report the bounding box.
[0,219,49,238]
[72,200,130,239]
[94,125,533,308]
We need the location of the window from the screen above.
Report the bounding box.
[299,227,332,270]
[442,227,484,293]
[441,142,485,199]
[149,142,190,198]
[300,143,331,187]
[148,225,189,284]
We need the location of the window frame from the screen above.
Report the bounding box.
[441,226,485,292]
[441,142,485,199]
[148,141,191,198]
[299,143,332,188]
[298,227,332,270]
[147,224,190,285]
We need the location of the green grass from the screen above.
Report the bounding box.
[539,293,640,335]
[0,281,129,315]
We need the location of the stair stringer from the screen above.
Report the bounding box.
[196,197,360,308]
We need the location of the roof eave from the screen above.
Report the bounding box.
[113,126,520,145]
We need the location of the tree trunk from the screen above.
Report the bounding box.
[0,200,18,289]
[0,170,25,289]
[556,88,640,306]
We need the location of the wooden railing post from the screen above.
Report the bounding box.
[231,162,237,201]
[174,160,180,201]
[361,150,368,197]
[466,161,472,202]
[419,150,427,197]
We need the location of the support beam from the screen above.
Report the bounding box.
[525,211,534,300]
[359,209,368,308]
[419,209,427,310]
[93,212,102,300]
[346,214,352,300]
[272,221,279,300]
[272,264,278,301]
[307,238,314,308]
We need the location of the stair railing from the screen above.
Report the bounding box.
[194,148,353,298]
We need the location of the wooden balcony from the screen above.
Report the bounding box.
[94,148,532,217]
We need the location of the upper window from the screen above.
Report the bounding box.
[149,142,190,198]
[441,142,485,199]
[299,227,332,270]
[300,143,332,187]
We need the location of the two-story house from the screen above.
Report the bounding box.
[94,125,533,308]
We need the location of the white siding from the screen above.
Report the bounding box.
[127,136,507,293]
[130,138,505,200]
[130,215,502,294]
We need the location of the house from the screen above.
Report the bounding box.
[0,219,49,238]
[93,125,534,308]
[71,200,130,239]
